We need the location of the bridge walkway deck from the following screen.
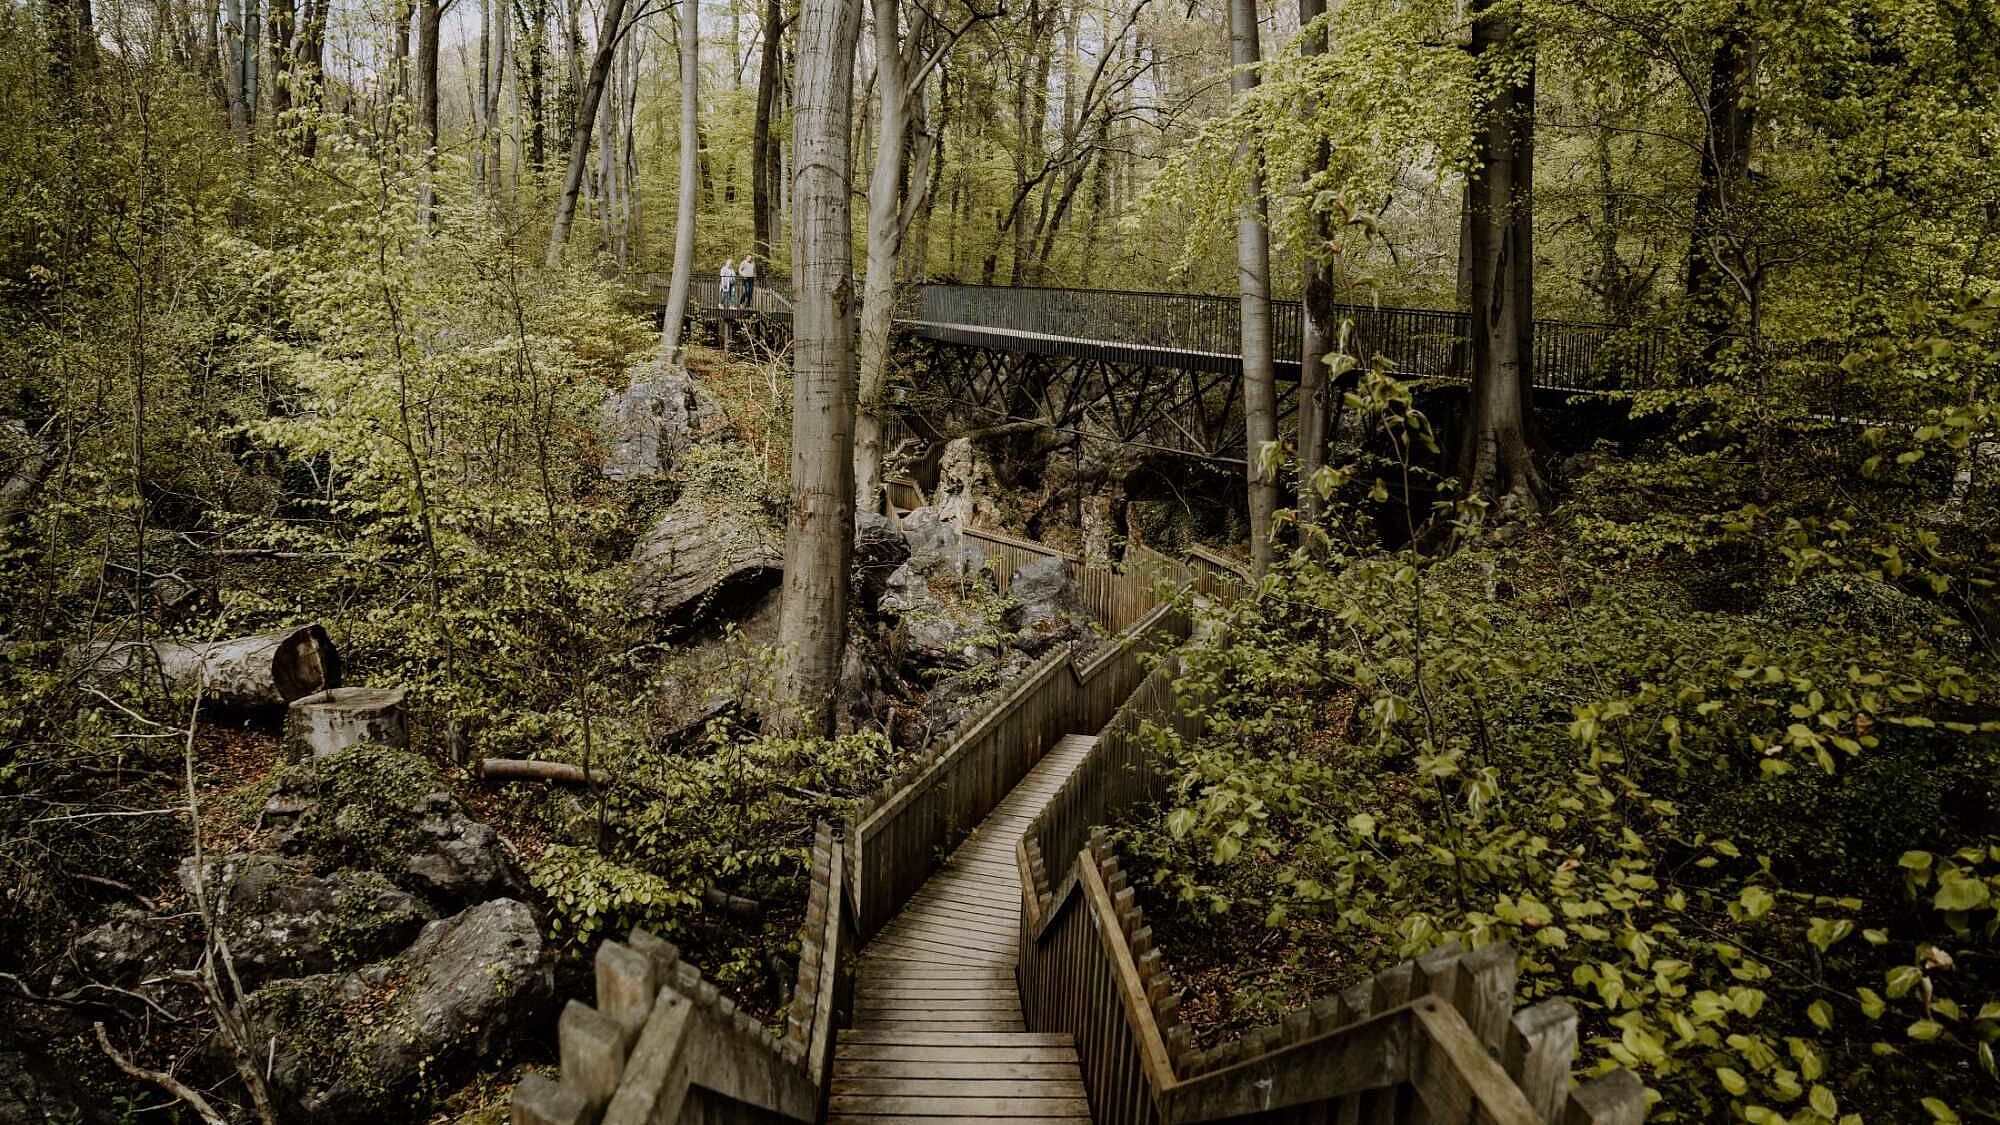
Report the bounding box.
[829,734,1098,1125]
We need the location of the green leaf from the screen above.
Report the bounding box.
[1716,1067,1748,1096]
[1908,1019,1944,1041]
[1807,1000,1833,1030]
[1922,1097,1960,1123]
[1933,871,1991,913]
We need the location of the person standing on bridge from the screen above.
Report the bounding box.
[719,259,739,308]
[738,254,757,309]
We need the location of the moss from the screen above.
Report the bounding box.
[270,744,446,874]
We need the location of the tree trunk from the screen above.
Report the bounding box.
[74,626,342,709]
[525,0,548,179]
[1458,0,1543,515]
[853,0,912,513]
[293,0,326,155]
[417,0,441,222]
[1228,0,1277,575]
[657,0,699,361]
[546,0,631,262]
[751,0,784,262]
[775,0,862,736]
[1686,16,1757,371]
[1296,0,1333,534]
[267,0,293,117]
[222,0,248,137]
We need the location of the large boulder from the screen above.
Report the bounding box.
[898,507,988,579]
[263,748,529,910]
[601,363,727,480]
[933,437,1004,526]
[854,511,911,606]
[1006,555,1087,654]
[176,855,433,988]
[246,899,552,1124]
[630,492,784,618]
[878,563,997,669]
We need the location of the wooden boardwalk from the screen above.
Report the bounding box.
[831,735,1098,1125]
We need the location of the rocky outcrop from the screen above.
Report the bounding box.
[854,511,911,607]
[932,437,1003,526]
[629,492,784,618]
[1006,555,1087,653]
[246,898,552,1123]
[898,507,988,579]
[877,562,996,669]
[601,363,727,480]
[176,855,433,989]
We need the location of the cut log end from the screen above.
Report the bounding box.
[272,624,343,702]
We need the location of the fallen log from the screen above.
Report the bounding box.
[72,625,341,708]
[0,419,54,531]
[476,758,604,786]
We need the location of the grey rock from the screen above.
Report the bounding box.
[601,363,727,480]
[1006,556,1085,652]
[877,563,993,669]
[402,791,529,908]
[177,854,433,988]
[247,898,553,1124]
[854,511,911,603]
[899,507,988,579]
[71,910,193,991]
[630,492,784,618]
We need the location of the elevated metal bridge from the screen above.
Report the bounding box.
[670,276,1838,462]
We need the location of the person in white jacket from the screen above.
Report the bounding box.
[719,260,738,308]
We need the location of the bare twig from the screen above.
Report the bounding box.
[93,1022,229,1125]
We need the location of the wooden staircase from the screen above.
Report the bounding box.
[829,735,1098,1124]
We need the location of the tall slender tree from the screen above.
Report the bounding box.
[1229,0,1277,575]
[1458,0,1542,513]
[1686,13,1757,366]
[546,0,633,261]
[751,0,785,262]
[775,0,862,736]
[657,0,700,360]
[1295,0,1333,534]
[417,0,441,222]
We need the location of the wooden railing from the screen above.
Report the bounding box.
[512,822,852,1125]
[1017,831,1648,1125]
[1013,639,1649,1125]
[848,596,1184,938]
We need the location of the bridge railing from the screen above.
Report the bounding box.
[914,283,1675,389]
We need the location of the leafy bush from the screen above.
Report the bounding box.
[1117,525,2000,1123]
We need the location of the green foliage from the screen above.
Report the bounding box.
[529,845,702,950]
[1120,487,2000,1121]
[271,744,452,874]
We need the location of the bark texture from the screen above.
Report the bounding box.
[75,625,342,708]
[775,0,863,736]
[1459,0,1543,514]
[284,687,409,760]
[658,0,700,364]
[1296,0,1333,533]
[1229,0,1278,575]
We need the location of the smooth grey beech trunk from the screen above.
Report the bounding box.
[852,0,912,512]
[1296,0,1333,534]
[1229,0,1278,575]
[544,0,632,265]
[775,0,863,736]
[658,0,701,363]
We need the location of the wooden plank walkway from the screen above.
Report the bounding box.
[831,735,1098,1125]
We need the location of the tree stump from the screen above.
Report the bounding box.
[285,687,409,760]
